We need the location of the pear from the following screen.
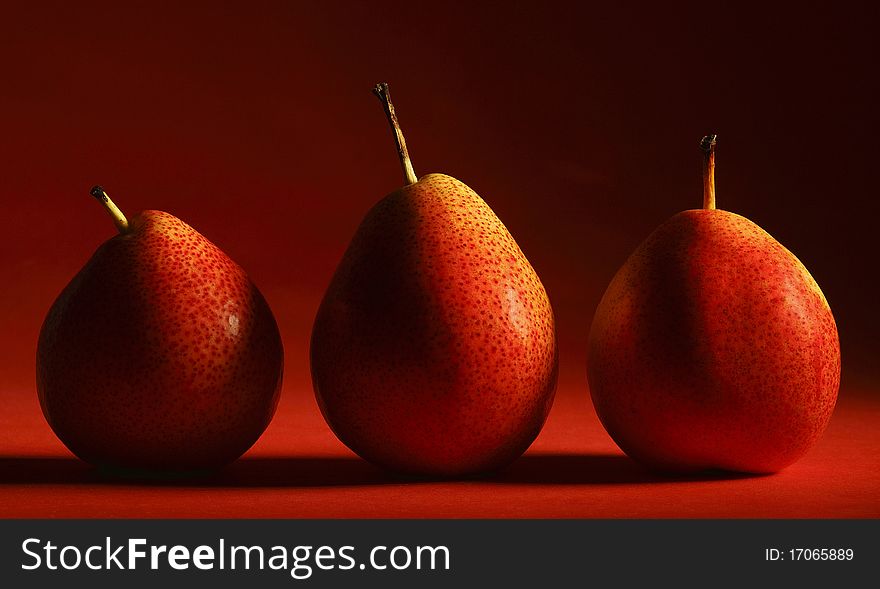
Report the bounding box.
[310,83,558,476]
[588,136,840,473]
[37,187,284,472]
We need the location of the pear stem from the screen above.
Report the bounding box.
[373,82,418,186]
[700,134,717,210]
[90,185,130,234]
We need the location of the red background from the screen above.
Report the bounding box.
[1,1,878,517]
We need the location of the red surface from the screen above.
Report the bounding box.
[1,377,878,518]
[0,3,878,517]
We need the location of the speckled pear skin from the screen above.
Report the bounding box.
[37,210,284,471]
[588,209,840,473]
[311,173,558,476]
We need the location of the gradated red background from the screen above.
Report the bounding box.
[1,2,877,517]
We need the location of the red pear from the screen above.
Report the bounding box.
[310,83,558,476]
[37,187,283,471]
[588,136,840,473]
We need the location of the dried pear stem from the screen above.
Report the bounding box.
[90,185,130,234]
[373,82,418,186]
[700,134,717,210]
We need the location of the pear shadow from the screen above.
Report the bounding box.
[0,456,394,488]
[205,457,395,487]
[486,453,769,485]
[0,454,768,489]
[0,457,99,485]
